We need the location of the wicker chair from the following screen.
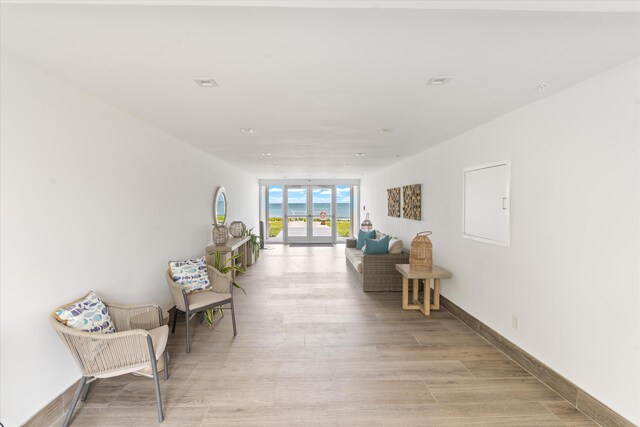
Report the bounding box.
[166,264,237,353]
[50,302,169,426]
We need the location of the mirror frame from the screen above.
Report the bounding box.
[213,186,228,225]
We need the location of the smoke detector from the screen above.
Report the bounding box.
[193,78,217,87]
[427,76,453,85]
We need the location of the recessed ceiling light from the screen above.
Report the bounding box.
[427,76,453,85]
[241,128,254,134]
[260,152,271,156]
[193,78,217,87]
[355,153,366,157]
[343,164,352,168]
[379,128,393,134]
[271,164,280,168]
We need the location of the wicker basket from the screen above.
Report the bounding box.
[409,231,433,271]
[229,221,246,238]
[212,224,229,246]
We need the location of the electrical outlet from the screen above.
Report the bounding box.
[512,316,519,330]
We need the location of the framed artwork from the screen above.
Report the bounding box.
[387,187,401,217]
[402,184,421,220]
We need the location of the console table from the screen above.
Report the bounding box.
[395,264,452,316]
[206,236,250,280]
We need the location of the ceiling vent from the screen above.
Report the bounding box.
[193,78,218,87]
[427,76,453,86]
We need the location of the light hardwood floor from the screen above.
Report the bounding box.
[53,245,598,426]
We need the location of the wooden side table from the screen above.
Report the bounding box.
[395,264,452,316]
[206,236,250,280]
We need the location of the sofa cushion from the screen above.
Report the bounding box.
[54,291,116,334]
[345,247,363,273]
[388,237,404,254]
[375,230,387,240]
[363,235,391,254]
[356,229,376,250]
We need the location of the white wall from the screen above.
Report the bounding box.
[0,54,259,426]
[361,58,639,423]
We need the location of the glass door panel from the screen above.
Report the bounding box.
[284,186,308,243]
[335,185,352,242]
[266,185,284,243]
[310,186,335,243]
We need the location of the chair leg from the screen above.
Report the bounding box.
[148,338,164,423]
[63,376,87,427]
[163,350,169,380]
[171,308,178,334]
[230,300,237,336]
[80,380,91,402]
[152,367,164,422]
[185,310,191,354]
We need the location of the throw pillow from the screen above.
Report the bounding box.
[356,229,376,250]
[388,237,404,254]
[54,291,116,333]
[169,257,211,294]
[363,235,391,254]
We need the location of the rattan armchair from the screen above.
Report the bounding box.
[166,264,237,353]
[50,302,169,426]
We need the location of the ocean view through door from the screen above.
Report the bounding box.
[284,186,334,244]
[264,183,354,244]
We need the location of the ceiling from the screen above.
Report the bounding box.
[1,2,639,179]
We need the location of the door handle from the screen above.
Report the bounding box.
[502,197,509,210]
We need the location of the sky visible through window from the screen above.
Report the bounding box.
[268,186,351,204]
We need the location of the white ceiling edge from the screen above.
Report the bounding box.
[1,0,639,13]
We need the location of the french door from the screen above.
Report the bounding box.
[284,185,336,244]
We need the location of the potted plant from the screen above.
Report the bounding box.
[245,227,261,266]
[203,251,246,328]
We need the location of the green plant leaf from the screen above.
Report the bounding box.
[232,281,247,295]
[203,308,215,329]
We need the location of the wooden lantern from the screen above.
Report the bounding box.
[212,224,229,246]
[409,231,433,271]
[229,221,246,238]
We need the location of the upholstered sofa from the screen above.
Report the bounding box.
[345,232,409,292]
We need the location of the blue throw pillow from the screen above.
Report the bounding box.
[363,235,391,254]
[356,229,376,250]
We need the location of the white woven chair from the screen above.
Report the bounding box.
[50,302,169,426]
[166,264,237,353]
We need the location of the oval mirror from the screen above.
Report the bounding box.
[213,186,227,225]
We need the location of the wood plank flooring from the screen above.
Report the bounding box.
[52,245,598,426]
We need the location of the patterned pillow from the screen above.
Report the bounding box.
[375,230,387,240]
[169,257,211,294]
[54,291,116,333]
